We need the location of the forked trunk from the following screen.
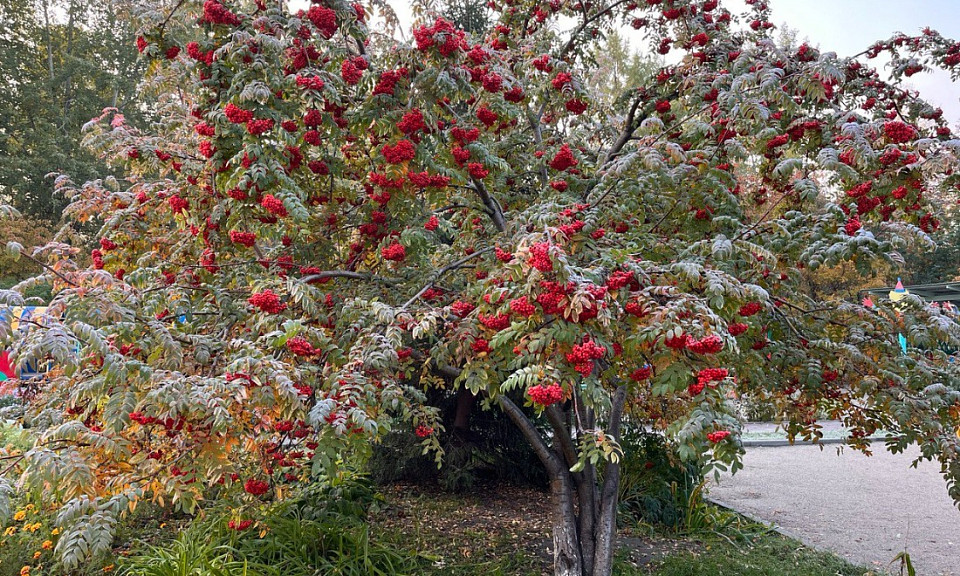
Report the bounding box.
[498,385,628,576]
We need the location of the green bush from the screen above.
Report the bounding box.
[617,428,703,531]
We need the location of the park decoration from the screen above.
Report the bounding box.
[2,0,960,575]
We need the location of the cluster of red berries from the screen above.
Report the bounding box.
[532,55,553,72]
[509,296,536,317]
[397,109,425,134]
[382,140,416,164]
[129,411,159,425]
[381,242,406,261]
[551,72,572,90]
[697,368,729,387]
[884,121,916,143]
[415,425,434,438]
[495,247,514,262]
[260,194,287,217]
[246,118,273,135]
[305,5,337,38]
[528,383,564,406]
[766,134,789,149]
[565,339,606,377]
[687,334,723,354]
[229,230,256,247]
[451,300,476,317]
[202,0,240,26]
[477,106,498,127]
[623,300,646,317]
[471,338,491,353]
[528,242,553,272]
[846,181,873,198]
[565,99,588,114]
[534,281,570,315]
[228,519,253,531]
[168,195,189,214]
[664,333,690,350]
[738,302,763,317]
[244,478,270,496]
[295,74,325,91]
[478,312,511,330]
[467,162,489,179]
[844,217,862,236]
[549,144,578,171]
[707,431,731,443]
[727,322,748,336]
[224,103,253,124]
[412,17,465,56]
[248,290,287,314]
[407,171,450,188]
[605,270,635,290]
[629,365,652,382]
[286,337,319,357]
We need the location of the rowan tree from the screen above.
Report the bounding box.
[3,1,960,575]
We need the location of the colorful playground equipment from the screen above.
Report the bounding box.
[861,279,960,356]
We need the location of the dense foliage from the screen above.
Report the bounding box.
[3,0,960,574]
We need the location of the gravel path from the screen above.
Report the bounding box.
[709,444,960,575]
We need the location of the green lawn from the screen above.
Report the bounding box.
[641,533,872,576]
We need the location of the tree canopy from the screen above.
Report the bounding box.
[2,1,960,575]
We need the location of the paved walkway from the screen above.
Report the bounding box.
[709,444,960,575]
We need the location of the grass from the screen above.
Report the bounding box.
[642,532,873,576]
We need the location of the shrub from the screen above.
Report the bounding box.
[617,428,702,531]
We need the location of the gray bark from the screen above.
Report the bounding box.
[498,389,628,576]
[592,386,628,576]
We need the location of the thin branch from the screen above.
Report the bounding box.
[300,270,401,285]
[157,0,187,37]
[559,0,633,60]
[20,252,78,287]
[601,95,645,166]
[401,247,494,309]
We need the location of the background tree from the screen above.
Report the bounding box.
[0,0,145,222]
[439,0,491,34]
[3,2,960,576]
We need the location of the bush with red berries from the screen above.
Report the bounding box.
[9,1,960,574]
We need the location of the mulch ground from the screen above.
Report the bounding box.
[372,482,697,574]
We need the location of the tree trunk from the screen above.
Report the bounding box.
[42,0,55,80]
[592,462,620,576]
[550,466,584,576]
[451,387,475,433]
[497,387,627,576]
[592,386,628,576]
[62,0,77,131]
